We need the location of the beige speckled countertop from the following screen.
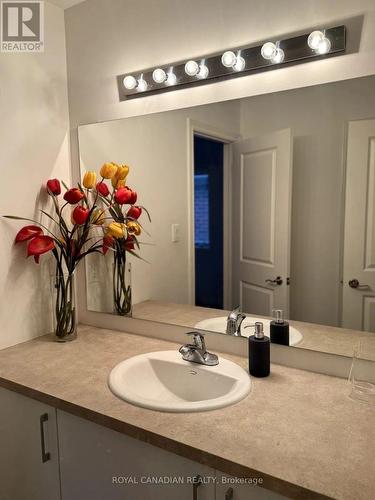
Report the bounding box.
[0,325,374,500]
[133,300,375,360]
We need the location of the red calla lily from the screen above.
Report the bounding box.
[15,225,43,243]
[27,236,55,263]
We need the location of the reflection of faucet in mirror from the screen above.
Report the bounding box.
[179,332,219,366]
[226,306,246,336]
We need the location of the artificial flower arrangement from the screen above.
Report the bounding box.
[4,162,149,341]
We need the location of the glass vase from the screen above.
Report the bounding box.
[52,271,77,342]
[113,247,132,316]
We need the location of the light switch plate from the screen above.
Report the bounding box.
[171,223,180,243]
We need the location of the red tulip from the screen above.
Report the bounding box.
[15,225,43,243]
[129,190,137,205]
[46,179,61,196]
[127,206,142,219]
[96,181,110,197]
[72,205,90,225]
[102,236,114,255]
[63,188,84,204]
[27,236,55,263]
[124,235,135,251]
[114,187,132,205]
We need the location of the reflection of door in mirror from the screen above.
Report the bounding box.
[342,119,375,332]
[194,136,224,310]
[232,129,293,318]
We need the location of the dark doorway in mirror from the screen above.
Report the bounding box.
[194,135,224,309]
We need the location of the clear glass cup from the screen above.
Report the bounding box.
[348,340,375,405]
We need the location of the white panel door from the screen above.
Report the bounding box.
[58,410,215,500]
[342,119,375,331]
[0,388,60,500]
[232,129,293,317]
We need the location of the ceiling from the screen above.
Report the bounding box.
[48,0,87,9]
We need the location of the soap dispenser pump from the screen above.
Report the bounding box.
[245,322,270,377]
[270,309,290,346]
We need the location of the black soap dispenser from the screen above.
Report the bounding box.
[270,309,290,346]
[246,322,270,377]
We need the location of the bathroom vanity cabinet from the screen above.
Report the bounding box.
[0,388,60,500]
[57,409,215,500]
[57,410,285,500]
[0,387,285,500]
[1,328,370,500]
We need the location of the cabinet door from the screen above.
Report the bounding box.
[57,410,215,500]
[0,388,60,500]
[216,473,289,500]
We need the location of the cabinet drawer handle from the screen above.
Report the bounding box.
[225,487,234,500]
[40,413,51,463]
[192,475,202,500]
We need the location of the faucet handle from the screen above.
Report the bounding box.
[228,305,241,320]
[185,331,205,351]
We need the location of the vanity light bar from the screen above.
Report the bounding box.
[117,25,346,100]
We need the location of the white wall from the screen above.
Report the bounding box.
[79,101,240,309]
[0,2,71,349]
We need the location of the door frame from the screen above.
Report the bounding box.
[187,118,240,308]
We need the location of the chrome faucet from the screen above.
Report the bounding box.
[179,332,219,366]
[226,306,246,336]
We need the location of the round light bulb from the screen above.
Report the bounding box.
[197,64,209,79]
[308,30,324,50]
[271,47,284,64]
[185,60,199,76]
[316,37,331,55]
[261,42,277,60]
[152,68,166,83]
[221,51,237,68]
[233,55,245,71]
[137,78,148,92]
[123,75,137,90]
[166,72,177,86]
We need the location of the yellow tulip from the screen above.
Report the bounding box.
[116,164,129,180]
[106,222,127,239]
[100,163,117,179]
[91,209,105,225]
[127,221,141,236]
[82,170,97,189]
[111,177,126,189]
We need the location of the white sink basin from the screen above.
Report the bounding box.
[108,350,251,412]
[195,316,303,346]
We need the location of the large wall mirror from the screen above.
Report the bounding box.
[79,75,375,360]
